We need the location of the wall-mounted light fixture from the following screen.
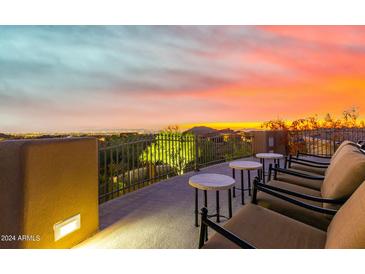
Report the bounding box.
[54,214,81,241]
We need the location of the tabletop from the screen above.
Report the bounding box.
[189,173,236,191]
[229,160,263,170]
[255,153,284,159]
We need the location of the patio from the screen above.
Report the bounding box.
[2,133,364,249]
[76,156,268,249]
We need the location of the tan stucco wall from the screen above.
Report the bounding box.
[0,138,99,248]
[251,130,288,155]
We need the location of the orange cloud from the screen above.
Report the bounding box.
[3,26,365,132]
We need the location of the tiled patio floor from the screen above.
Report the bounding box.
[76,156,276,249]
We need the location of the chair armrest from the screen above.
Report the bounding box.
[199,208,256,249]
[292,157,330,166]
[255,181,344,204]
[253,182,338,215]
[271,166,324,180]
[289,158,328,169]
[297,152,332,159]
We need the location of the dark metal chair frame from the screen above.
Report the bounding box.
[198,207,256,249]
[269,164,325,181]
[296,152,332,160]
[198,141,365,248]
[251,175,341,213]
[292,154,330,165]
[291,141,365,168]
[198,177,341,249]
[287,154,329,170]
[265,163,346,204]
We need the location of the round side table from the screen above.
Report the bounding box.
[229,161,263,205]
[255,153,284,183]
[189,173,235,226]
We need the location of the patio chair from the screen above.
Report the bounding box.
[199,179,365,249]
[252,145,365,230]
[274,141,363,190]
[287,140,360,175]
[269,164,324,190]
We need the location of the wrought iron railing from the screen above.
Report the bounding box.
[98,133,253,203]
[287,128,365,156]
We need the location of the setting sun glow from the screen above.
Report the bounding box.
[1,26,365,132]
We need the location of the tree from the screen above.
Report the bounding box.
[289,115,320,130]
[342,106,359,128]
[165,124,180,132]
[262,107,365,130]
[139,132,196,175]
[322,113,341,128]
[261,119,289,131]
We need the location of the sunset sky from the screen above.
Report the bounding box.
[1,26,365,132]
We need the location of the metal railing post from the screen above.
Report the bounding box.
[194,135,200,171]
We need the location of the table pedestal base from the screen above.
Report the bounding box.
[194,188,233,226]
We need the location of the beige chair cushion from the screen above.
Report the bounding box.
[325,181,365,248]
[290,141,355,176]
[331,140,355,161]
[257,180,332,230]
[203,204,326,249]
[324,144,355,177]
[276,171,323,190]
[321,147,365,209]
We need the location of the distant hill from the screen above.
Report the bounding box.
[0,133,11,139]
[184,126,219,135]
[184,126,237,136]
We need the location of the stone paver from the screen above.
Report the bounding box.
[76,156,280,249]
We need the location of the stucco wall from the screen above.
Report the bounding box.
[251,130,288,155]
[0,138,99,248]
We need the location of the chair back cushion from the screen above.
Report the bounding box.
[321,146,365,208]
[325,141,355,176]
[331,141,354,162]
[325,181,365,248]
